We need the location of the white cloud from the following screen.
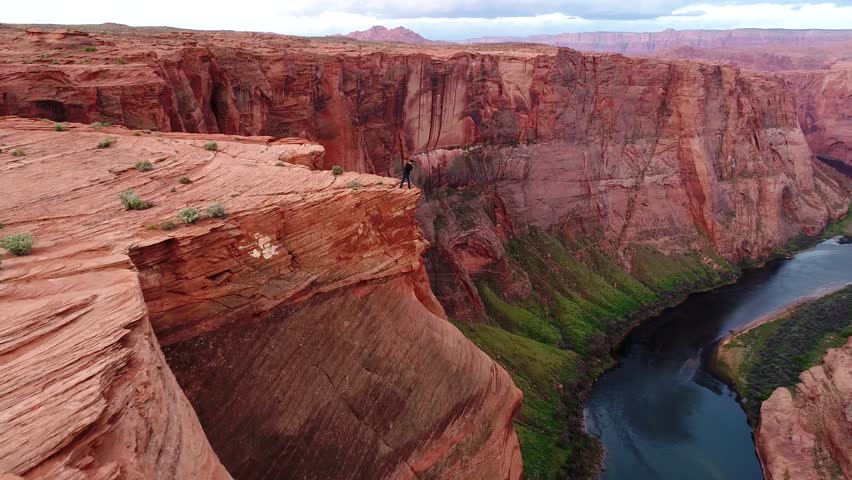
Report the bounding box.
[1,1,851,39]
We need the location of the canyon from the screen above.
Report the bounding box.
[1,23,851,479]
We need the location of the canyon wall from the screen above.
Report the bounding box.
[758,338,852,480]
[0,27,846,251]
[655,45,852,167]
[0,118,521,479]
[465,29,852,55]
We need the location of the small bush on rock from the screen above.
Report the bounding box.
[1,233,34,256]
[135,160,153,172]
[177,207,201,224]
[331,165,343,175]
[84,46,97,52]
[161,220,178,231]
[206,202,226,218]
[178,176,192,184]
[11,148,25,157]
[53,123,67,132]
[118,189,150,210]
[203,141,218,151]
[98,138,115,149]
[115,57,127,65]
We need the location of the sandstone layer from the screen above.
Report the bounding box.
[655,44,852,167]
[465,29,852,55]
[757,338,852,480]
[1,23,848,324]
[0,118,521,479]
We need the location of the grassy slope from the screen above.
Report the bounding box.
[716,285,852,423]
[461,229,737,479]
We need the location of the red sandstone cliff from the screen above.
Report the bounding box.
[460,29,852,167]
[466,29,852,55]
[654,44,852,167]
[757,338,852,480]
[0,118,521,479]
[0,24,848,312]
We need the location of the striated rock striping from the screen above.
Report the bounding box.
[757,338,852,480]
[0,118,521,479]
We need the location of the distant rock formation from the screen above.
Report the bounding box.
[340,25,445,44]
[465,28,852,55]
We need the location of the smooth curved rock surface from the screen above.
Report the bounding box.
[0,117,521,479]
[757,338,852,480]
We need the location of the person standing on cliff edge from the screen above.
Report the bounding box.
[400,159,415,189]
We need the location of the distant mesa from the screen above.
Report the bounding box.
[338,25,447,45]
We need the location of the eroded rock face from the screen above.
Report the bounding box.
[0,118,521,479]
[465,29,852,55]
[757,338,852,480]
[0,26,835,179]
[1,24,847,323]
[654,45,852,167]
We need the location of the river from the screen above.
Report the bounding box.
[584,238,852,480]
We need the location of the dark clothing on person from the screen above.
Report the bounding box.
[400,161,414,189]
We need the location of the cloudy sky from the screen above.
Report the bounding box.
[3,1,852,40]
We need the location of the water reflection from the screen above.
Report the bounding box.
[585,239,852,480]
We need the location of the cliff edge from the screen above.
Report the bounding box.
[0,118,521,479]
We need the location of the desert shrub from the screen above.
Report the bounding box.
[177,207,201,224]
[84,46,97,52]
[91,121,111,128]
[206,202,226,218]
[203,141,218,151]
[11,148,25,157]
[275,160,285,166]
[160,220,178,231]
[178,176,192,184]
[146,224,159,230]
[331,165,343,175]
[98,138,115,148]
[53,123,67,132]
[345,180,362,189]
[115,57,127,65]
[118,189,150,210]
[133,131,142,136]
[135,160,153,172]
[1,233,34,256]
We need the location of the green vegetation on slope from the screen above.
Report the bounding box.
[717,285,852,423]
[462,229,737,479]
